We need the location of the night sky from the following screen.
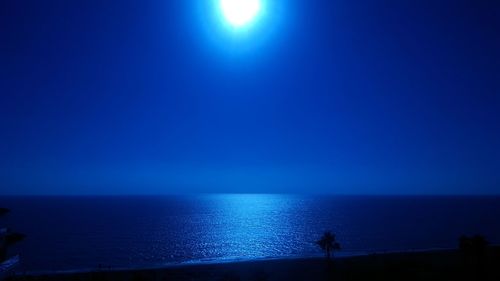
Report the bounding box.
[1,0,498,195]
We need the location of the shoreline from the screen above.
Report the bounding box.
[11,246,500,281]
[18,247,458,276]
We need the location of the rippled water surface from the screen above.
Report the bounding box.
[2,195,500,271]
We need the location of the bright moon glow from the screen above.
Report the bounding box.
[220,0,262,28]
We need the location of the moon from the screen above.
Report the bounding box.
[219,0,262,28]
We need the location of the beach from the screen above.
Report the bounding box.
[8,247,500,281]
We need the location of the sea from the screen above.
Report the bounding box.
[1,195,499,272]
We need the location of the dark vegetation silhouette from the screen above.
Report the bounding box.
[0,208,26,263]
[316,231,341,260]
[0,209,9,216]
[459,234,489,259]
[459,234,490,279]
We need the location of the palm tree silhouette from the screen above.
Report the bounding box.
[316,231,341,259]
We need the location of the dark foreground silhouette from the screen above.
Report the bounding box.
[316,231,341,260]
[8,246,500,281]
[1,208,25,263]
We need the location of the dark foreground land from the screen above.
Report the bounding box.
[8,247,500,281]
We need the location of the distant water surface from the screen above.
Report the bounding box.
[1,195,499,272]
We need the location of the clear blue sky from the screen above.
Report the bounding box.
[1,0,498,195]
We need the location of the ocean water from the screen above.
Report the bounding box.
[1,195,499,272]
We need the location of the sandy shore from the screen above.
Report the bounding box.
[7,247,500,281]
